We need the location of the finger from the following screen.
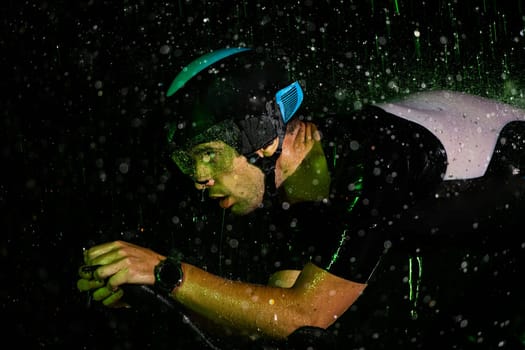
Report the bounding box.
[78,265,102,279]
[92,257,128,282]
[106,268,130,290]
[305,122,312,141]
[84,241,125,264]
[92,286,115,301]
[77,278,105,292]
[102,288,125,307]
[313,125,321,141]
[295,122,306,145]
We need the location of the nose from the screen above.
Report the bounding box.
[194,178,215,190]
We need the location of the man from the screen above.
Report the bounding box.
[78,47,525,348]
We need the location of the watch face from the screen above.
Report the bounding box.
[156,258,182,292]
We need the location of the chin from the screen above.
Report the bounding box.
[230,203,258,216]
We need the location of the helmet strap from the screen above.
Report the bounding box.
[247,103,287,199]
[248,149,281,199]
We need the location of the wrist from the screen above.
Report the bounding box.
[154,250,184,294]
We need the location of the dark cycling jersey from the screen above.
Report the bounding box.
[184,100,524,349]
[210,104,524,285]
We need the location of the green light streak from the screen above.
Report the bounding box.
[326,175,362,269]
[352,176,363,192]
[327,229,348,270]
[326,155,363,270]
[393,0,400,15]
[408,255,423,320]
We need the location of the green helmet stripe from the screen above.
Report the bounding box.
[166,47,251,97]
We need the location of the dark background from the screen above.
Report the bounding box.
[2,0,525,349]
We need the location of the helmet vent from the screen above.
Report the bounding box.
[275,81,304,123]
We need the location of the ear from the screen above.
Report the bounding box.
[255,137,279,158]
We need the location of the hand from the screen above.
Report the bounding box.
[276,121,321,185]
[77,264,126,307]
[83,240,165,288]
[77,240,166,306]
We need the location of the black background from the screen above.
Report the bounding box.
[2,1,525,349]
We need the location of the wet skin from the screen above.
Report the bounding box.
[76,121,361,340]
[185,141,266,215]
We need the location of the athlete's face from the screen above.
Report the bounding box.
[175,141,266,215]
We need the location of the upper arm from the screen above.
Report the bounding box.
[290,263,366,329]
[268,269,301,288]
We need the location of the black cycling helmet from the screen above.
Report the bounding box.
[166,47,304,183]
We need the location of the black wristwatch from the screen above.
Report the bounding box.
[154,251,184,294]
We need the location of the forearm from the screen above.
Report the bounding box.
[173,263,305,339]
[172,262,366,339]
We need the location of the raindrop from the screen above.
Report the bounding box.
[159,45,170,55]
[229,239,239,248]
[99,172,106,182]
[334,88,347,101]
[119,162,129,174]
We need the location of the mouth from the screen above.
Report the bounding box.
[209,193,234,209]
[218,196,233,209]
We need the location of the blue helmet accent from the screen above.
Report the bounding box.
[275,81,304,123]
[166,47,251,97]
